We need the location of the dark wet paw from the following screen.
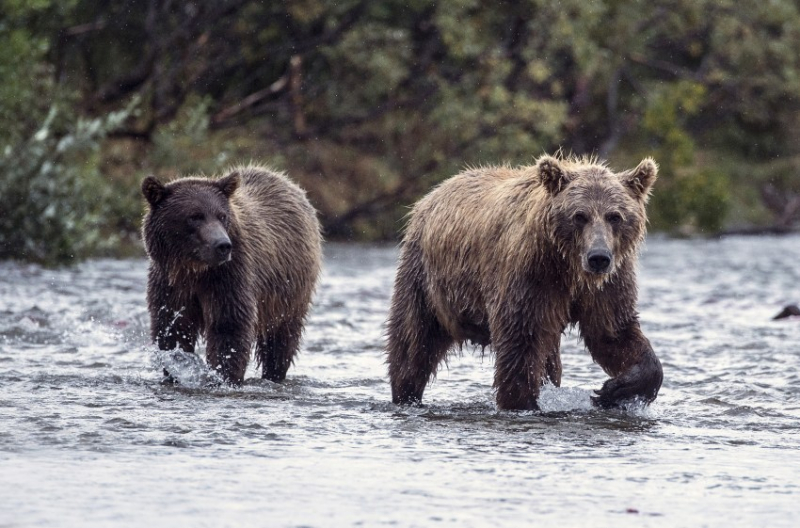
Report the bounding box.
[591,378,640,408]
[391,383,426,406]
[393,396,425,407]
[591,351,663,408]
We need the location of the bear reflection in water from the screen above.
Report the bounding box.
[386,154,663,410]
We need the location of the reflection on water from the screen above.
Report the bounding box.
[1,237,799,527]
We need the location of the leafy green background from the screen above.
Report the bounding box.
[3,0,800,264]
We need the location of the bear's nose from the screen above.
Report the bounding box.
[214,239,232,258]
[587,249,612,273]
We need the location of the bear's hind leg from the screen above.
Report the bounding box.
[387,314,452,405]
[257,320,302,382]
[386,243,453,405]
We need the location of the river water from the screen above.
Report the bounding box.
[1,236,798,527]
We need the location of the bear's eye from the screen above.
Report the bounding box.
[573,212,589,227]
[218,213,227,223]
[188,213,204,223]
[606,212,623,225]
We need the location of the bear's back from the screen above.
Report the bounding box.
[229,166,322,319]
[403,164,552,308]
[236,166,316,216]
[408,164,546,242]
[233,167,320,243]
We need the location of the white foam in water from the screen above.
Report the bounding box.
[65,317,122,348]
[150,347,223,387]
[16,316,40,332]
[537,383,595,412]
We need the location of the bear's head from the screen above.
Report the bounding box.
[141,172,240,269]
[536,155,657,283]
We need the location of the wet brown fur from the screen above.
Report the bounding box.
[386,154,662,410]
[142,165,322,384]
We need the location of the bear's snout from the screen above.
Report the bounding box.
[197,222,233,265]
[214,238,232,261]
[205,232,232,265]
[586,248,612,274]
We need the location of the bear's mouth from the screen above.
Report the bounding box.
[193,246,232,267]
[209,254,232,266]
[583,263,613,275]
[207,252,232,266]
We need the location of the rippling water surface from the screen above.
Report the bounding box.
[1,237,799,527]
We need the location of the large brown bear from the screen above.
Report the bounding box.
[141,165,321,385]
[386,154,663,410]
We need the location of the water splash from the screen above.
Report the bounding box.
[538,383,595,413]
[150,347,223,388]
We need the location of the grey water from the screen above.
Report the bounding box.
[0,237,799,527]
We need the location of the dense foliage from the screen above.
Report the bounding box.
[3,0,800,262]
[0,105,133,263]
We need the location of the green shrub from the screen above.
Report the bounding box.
[0,104,132,265]
[650,168,731,234]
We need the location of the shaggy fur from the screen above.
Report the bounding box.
[386,154,663,410]
[142,165,321,384]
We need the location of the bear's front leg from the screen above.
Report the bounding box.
[492,325,563,411]
[201,281,256,385]
[147,267,200,353]
[545,348,562,387]
[584,320,663,408]
[205,322,252,385]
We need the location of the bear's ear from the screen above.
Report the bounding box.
[216,171,240,198]
[536,155,571,195]
[141,176,168,206]
[621,157,658,201]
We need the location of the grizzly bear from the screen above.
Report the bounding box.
[141,165,321,385]
[386,154,663,410]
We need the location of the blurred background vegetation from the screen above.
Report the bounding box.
[3,0,800,264]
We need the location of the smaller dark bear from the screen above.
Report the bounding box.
[141,165,321,384]
[386,154,663,410]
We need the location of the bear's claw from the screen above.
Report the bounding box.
[591,350,663,408]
